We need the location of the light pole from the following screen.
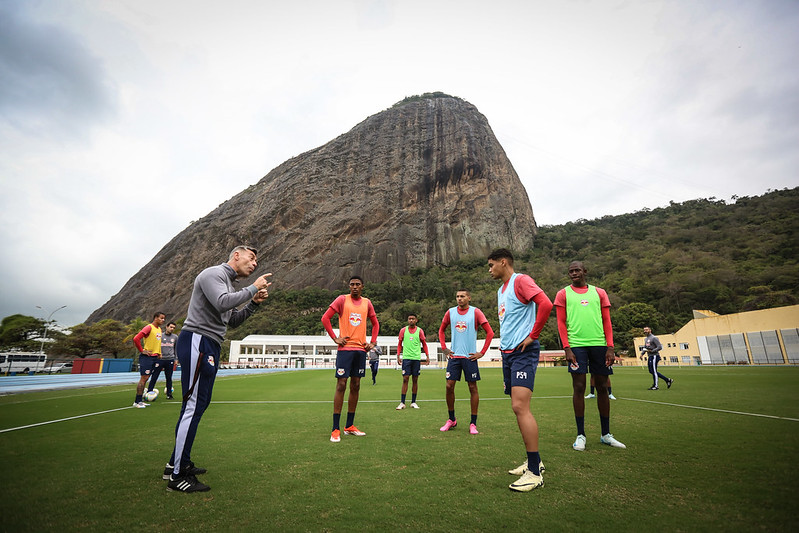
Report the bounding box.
[36,305,66,359]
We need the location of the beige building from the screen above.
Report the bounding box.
[634,304,799,366]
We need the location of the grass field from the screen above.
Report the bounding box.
[1,365,797,532]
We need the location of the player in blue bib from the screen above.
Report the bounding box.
[438,290,494,434]
[488,249,553,493]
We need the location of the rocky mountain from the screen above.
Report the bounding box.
[87,93,537,323]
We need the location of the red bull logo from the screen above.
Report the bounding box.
[349,312,362,327]
[580,299,589,306]
[498,303,506,322]
[455,321,467,332]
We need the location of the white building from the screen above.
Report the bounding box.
[227,333,566,369]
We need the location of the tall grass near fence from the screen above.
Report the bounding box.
[1,366,797,532]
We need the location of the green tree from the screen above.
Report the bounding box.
[52,319,129,358]
[612,302,663,354]
[0,314,47,351]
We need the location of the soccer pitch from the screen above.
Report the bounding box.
[1,366,797,532]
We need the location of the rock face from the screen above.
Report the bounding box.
[88,94,537,323]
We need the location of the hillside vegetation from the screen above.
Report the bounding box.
[229,187,799,353]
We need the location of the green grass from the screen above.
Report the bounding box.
[1,366,797,532]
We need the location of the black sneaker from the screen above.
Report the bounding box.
[167,474,210,493]
[163,461,207,480]
[667,379,674,389]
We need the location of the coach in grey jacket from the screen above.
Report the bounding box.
[164,245,271,493]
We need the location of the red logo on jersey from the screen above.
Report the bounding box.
[498,303,506,322]
[349,312,362,327]
[580,299,589,306]
[455,320,467,332]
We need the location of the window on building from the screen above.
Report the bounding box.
[680,343,689,350]
[670,356,678,363]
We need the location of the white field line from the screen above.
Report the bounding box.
[620,397,799,422]
[0,406,134,433]
[3,395,797,434]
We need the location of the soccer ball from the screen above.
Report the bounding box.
[144,389,159,402]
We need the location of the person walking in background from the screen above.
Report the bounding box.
[641,326,673,390]
[132,312,165,408]
[487,248,553,493]
[165,245,271,492]
[147,321,177,399]
[368,344,382,384]
[437,289,494,434]
[554,261,626,452]
[396,313,431,410]
[322,276,379,442]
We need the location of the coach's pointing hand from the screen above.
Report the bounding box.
[254,273,272,291]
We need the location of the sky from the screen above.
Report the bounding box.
[1,0,798,329]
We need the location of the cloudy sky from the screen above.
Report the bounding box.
[1,0,797,328]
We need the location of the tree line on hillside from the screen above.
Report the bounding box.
[3,187,796,359]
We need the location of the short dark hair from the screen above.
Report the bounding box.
[488,248,514,264]
[167,322,177,328]
[349,275,364,284]
[153,312,165,320]
[456,289,471,295]
[408,313,418,319]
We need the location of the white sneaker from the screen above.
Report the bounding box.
[509,470,544,492]
[585,393,596,399]
[133,402,148,408]
[410,402,420,409]
[573,434,586,451]
[396,403,406,410]
[609,393,617,400]
[601,433,626,449]
[507,460,545,476]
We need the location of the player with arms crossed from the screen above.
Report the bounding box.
[438,289,494,434]
[488,249,553,493]
[554,261,626,452]
[322,276,379,442]
[164,245,271,492]
[147,321,177,399]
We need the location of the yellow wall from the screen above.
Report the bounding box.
[633,304,799,366]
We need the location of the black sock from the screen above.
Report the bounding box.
[526,451,541,475]
[576,416,585,436]
[448,410,456,421]
[332,413,341,431]
[470,414,477,425]
[345,412,355,428]
[600,416,610,435]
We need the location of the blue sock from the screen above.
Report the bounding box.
[470,414,477,425]
[601,416,610,435]
[576,416,585,436]
[448,410,456,421]
[346,412,355,428]
[401,394,406,403]
[332,413,341,431]
[526,451,541,475]
[412,393,417,403]
[135,394,142,403]
[608,386,613,394]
